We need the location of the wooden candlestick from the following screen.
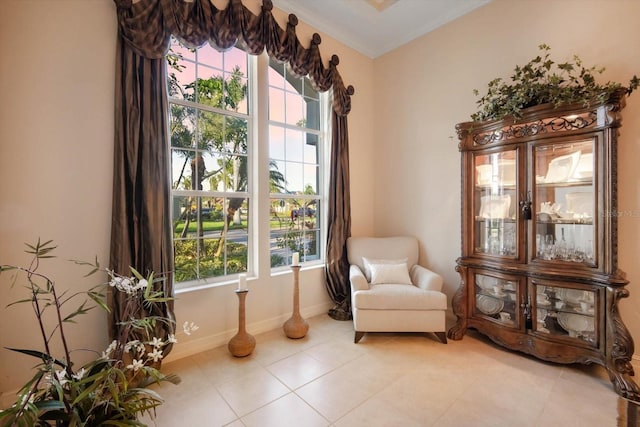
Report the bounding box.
[283,265,309,339]
[228,289,255,357]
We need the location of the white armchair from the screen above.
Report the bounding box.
[347,236,447,343]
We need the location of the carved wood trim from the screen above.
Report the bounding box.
[606,287,640,400]
[455,88,627,149]
[447,264,468,340]
[452,87,637,401]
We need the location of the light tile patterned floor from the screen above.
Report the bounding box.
[141,314,637,426]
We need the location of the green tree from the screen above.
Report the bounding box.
[167,42,248,252]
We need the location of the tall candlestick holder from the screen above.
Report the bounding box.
[228,289,255,357]
[283,265,309,339]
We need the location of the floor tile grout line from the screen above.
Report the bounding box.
[148,314,631,426]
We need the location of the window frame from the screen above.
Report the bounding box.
[168,45,329,291]
[267,59,328,269]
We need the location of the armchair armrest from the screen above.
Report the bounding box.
[411,265,443,292]
[349,264,369,291]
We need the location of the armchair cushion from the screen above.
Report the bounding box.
[348,237,419,278]
[362,257,408,282]
[354,284,447,311]
[369,262,412,285]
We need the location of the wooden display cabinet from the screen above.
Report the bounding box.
[448,89,639,400]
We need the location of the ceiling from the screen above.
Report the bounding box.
[271,0,491,59]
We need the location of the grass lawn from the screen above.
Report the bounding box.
[174,219,246,234]
[173,217,315,234]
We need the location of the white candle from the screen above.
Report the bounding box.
[238,273,247,291]
[292,252,299,266]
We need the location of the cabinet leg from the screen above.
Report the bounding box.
[447,322,467,340]
[607,286,640,401]
[607,364,640,402]
[448,264,468,341]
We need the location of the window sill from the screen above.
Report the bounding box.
[175,262,325,295]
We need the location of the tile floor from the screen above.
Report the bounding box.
[142,314,638,426]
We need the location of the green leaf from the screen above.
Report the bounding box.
[34,400,66,411]
[472,44,636,122]
[6,347,67,367]
[89,290,110,312]
[130,266,144,281]
[63,301,95,323]
[25,238,57,257]
[6,298,35,308]
[628,75,639,95]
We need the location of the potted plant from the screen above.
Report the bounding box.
[0,239,197,426]
[471,44,639,122]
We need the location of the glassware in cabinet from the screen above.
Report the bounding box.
[533,139,596,265]
[473,150,518,258]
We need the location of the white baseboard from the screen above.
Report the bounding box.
[163,301,333,363]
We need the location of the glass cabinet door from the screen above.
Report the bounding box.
[473,150,518,258]
[473,272,519,328]
[533,139,595,265]
[532,282,597,347]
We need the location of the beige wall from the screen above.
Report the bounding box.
[2,0,639,398]
[0,0,374,395]
[0,0,117,394]
[373,0,640,337]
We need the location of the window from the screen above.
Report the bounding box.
[268,58,324,268]
[167,41,327,288]
[167,40,251,286]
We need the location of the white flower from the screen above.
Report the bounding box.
[110,276,126,290]
[127,359,144,372]
[72,368,86,381]
[150,337,164,348]
[42,372,53,387]
[136,343,146,356]
[19,392,35,406]
[102,340,118,358]
[148,349,163,362]
[107,270,145,294]
[183,321,199,335]
[167,334,177,344]
[55,369,69,387]
[123,340,145,356]
[121,277,136,294]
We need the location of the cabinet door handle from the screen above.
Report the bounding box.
[519,192,532,220]
[520,302,531,318]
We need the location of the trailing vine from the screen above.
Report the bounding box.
[471,44,639,122]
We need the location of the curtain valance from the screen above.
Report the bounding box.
[114,0,354,115]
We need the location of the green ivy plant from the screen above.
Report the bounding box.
[471,44,639,122]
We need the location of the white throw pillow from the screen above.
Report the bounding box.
[369,262,412,285]
[362,257,407,282]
